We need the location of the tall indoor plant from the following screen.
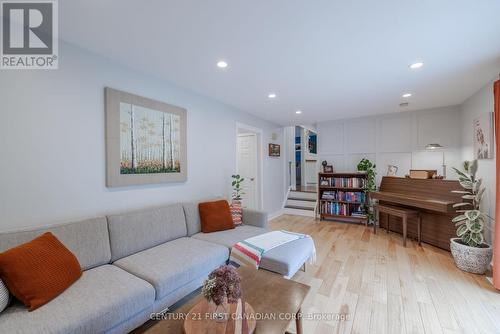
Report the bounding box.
[357,158,377,222]
[450,160,494,274]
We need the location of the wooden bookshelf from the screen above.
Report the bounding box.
[318,172,369,225]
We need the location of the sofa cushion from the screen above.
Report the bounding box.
[183,201,202,236]
[182,198,229,236]
[107,203,187,261]
[0,232,82,311]
[113,237,228,300]
[0,217,110,271]
[0,265,155,334]
[191,225,267,248]
[198,200,234,233]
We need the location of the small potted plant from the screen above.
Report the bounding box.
[231,175,245,225]
[450,160,494,274]
[202,265,241,322]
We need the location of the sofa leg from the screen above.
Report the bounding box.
[301,263,306,272]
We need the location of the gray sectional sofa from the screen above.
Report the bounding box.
[0,201,269,334]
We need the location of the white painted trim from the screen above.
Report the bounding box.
[283,186,291,208]
[235,122,264,211]
[268,209,284,221]
[283,128,289,205]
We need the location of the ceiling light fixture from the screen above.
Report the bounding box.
[409,62,424,69]
[217,61,228,68]
[295,110,302,114]
[268,93,276,99]
[402,93,412,98]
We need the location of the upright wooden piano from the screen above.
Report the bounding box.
[370,176,463,251]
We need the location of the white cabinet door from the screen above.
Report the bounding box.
[237,134,258,209]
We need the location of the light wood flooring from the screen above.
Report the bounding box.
[271,214,500,334]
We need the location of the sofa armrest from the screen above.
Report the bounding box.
[242,209,268,229]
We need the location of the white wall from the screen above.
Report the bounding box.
[0,42,284,231]
[317,106,463,184]
[460,79,497,243]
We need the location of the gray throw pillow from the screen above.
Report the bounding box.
[0,278,10,313]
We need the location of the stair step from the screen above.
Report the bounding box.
[289,191,317,200]
[282,207,316,217]
[287,197,316,202]
[286,199,316,208]
[284,205,315,211]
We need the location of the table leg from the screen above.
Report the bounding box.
[296,308,303,334]
[386,214,390,234]
[402,216,407,247]
[374,206,379,234]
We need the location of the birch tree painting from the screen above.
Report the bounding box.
[119,102,181,174]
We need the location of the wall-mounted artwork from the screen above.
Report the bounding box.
[473,112,493,159]
[105,88,187,187]
[269,143,280,157]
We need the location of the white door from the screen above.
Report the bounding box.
[237,134,258,209]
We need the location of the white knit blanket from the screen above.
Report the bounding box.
[229,230,316,270]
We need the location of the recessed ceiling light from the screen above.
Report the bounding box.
[409,62,424,69]
[295,110,302,114]
[268,93,276,99]
[402,93,412,98]
[217,61,228,68]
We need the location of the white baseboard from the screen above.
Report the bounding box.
[268,209,284,221]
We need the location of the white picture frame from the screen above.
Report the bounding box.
[105,88,187,187]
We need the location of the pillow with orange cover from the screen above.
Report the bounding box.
[0,232,82,311]
[199,200,235,233]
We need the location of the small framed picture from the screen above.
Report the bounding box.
[387,165,398,176]
[269,143,280,157]
[320,180,330,186]
[324,165,334,173]
[473,112,493,159]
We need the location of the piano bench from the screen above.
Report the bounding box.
[374,204,421,247]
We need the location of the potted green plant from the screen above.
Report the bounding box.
[357,158,377,222]
[230,175,245,225]
[450,160,494,274]
[231,174,245,201]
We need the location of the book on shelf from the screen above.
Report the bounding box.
[320,202,365,217]
[321,190,365,202]
[319,176,366,188]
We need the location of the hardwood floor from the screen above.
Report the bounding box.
[270,215,500,334]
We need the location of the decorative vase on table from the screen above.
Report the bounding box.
[449,160,494,275]
[202,265,242,324]
[210,297,229,323]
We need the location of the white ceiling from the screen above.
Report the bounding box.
[60,0,500,125]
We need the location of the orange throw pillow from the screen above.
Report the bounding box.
[199,200,235,233]
[0,232,82,311]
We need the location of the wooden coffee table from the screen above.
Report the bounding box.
[136,266,310,334]
[183,299,256,334]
